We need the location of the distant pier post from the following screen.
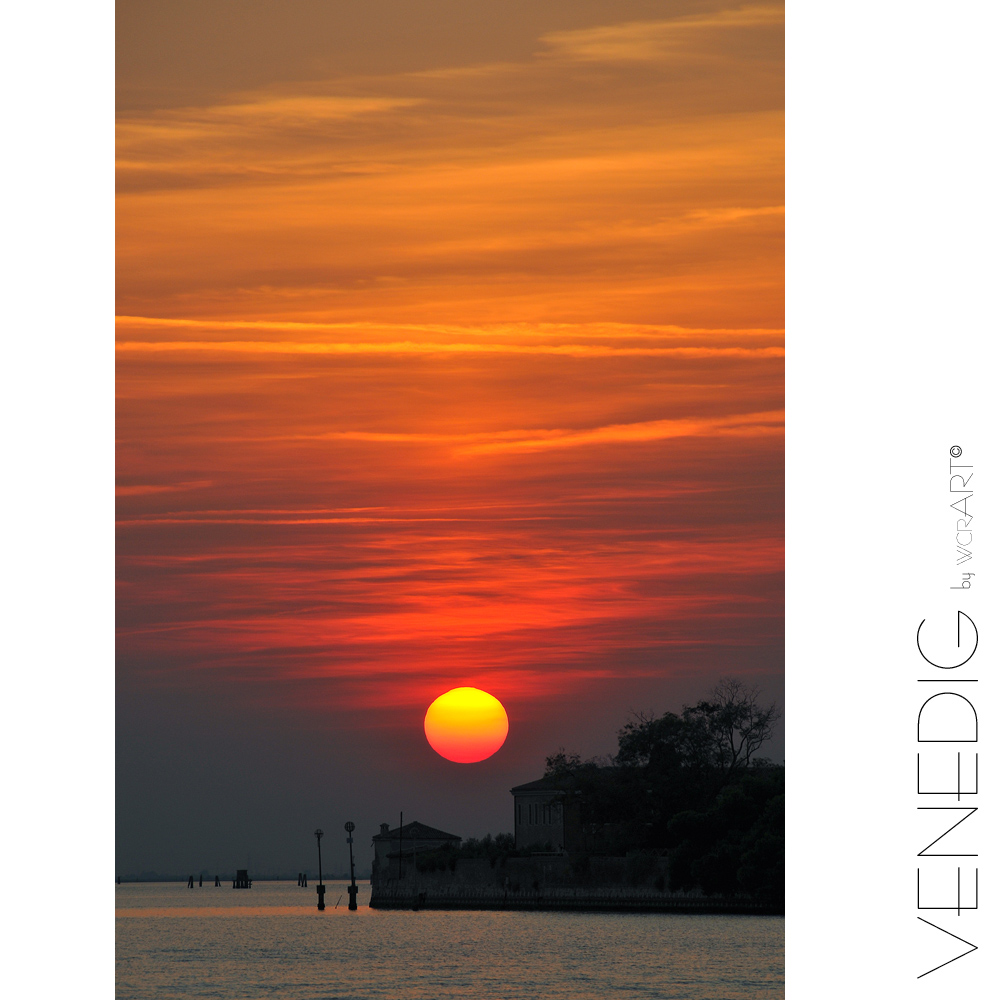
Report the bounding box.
[199,874,203,887]
[345,821,358,910]
[315,828,326,910]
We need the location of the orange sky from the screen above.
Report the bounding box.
[117,0,783,867]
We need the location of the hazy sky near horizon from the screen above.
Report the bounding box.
[116,0,783,877]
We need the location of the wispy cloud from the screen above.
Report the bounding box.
[541,4,784,63]
[455,410,783,455]
[228,409,784,455]
[116,480,214,497]
[116,314,784,343]
[115,338,782,359]
[118,94,422,152]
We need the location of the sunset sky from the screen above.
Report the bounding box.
[116,0,783,877]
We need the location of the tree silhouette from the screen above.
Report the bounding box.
[541,676,783,890]
[616,677,779,781]
[696,677,780,776]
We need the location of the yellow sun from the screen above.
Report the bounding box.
[423,687,509,763]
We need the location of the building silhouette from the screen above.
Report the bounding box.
[371,821,460,884]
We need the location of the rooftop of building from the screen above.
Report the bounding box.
[372,820,461,843]
[510,775,581,794]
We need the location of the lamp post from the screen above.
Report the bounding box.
[314,828,326,911]
[345,821,358,910]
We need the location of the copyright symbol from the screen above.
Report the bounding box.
[950,445,963,458]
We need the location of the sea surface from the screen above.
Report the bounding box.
[116,881,783,1000]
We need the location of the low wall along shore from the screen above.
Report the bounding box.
[369,855,781,914]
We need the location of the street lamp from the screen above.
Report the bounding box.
[314,828,325,911]
[345,821,358,910]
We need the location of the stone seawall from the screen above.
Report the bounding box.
[369,856,781,914]
[369,885,780,914]
[373,853,670,890]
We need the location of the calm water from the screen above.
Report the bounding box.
[116,882,783,1000]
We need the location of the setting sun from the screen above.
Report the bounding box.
[423,687,509,763]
